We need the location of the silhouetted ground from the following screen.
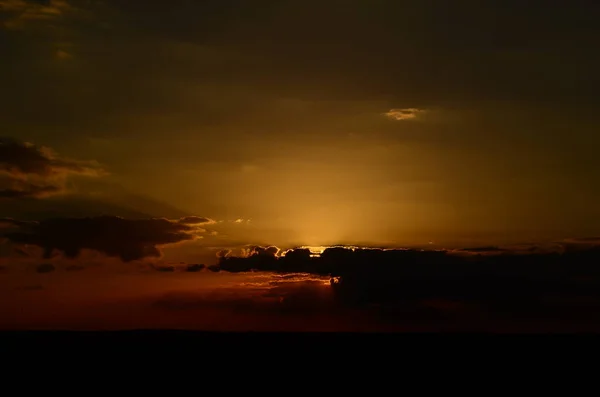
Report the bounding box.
[1,330,597,364]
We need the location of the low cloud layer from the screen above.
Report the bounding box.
[0,138,105,199]
[1,215,210,261]
[216,240,600,275]
[5,252,600,331]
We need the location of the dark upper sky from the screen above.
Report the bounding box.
[2,0,600,259]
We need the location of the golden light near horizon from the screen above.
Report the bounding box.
[303,246,328,257]
[296,246,360,257]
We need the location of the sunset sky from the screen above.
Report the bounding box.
[3,0,600,255]
[1,1,600,330]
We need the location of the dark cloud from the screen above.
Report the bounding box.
[154,265,176,272]
[212,242,600,328]
[460,246,508,252]
[206,264,220,272]
[0,138,106,199]
[2,216,205,262]
[185,263,205,272]
[0,137,102,177]
[0,184,62,199]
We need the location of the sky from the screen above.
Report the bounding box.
[2,0,600,332]
[1,2,600,265]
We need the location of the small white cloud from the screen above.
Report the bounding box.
[384,108,426,121]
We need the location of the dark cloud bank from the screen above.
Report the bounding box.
[208,242,600,330]
[1,215,211,261]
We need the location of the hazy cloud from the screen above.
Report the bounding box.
[0,0,72,29]
[0,218,39,228]
[0,138,104,177]
[0,184,62,199]
[0,137,106,199]
[561,236,600,252]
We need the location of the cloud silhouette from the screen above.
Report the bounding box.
[2,215,208,261]
[0,137,106,199]
[185,263,205,272]
[211,241,600,326]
